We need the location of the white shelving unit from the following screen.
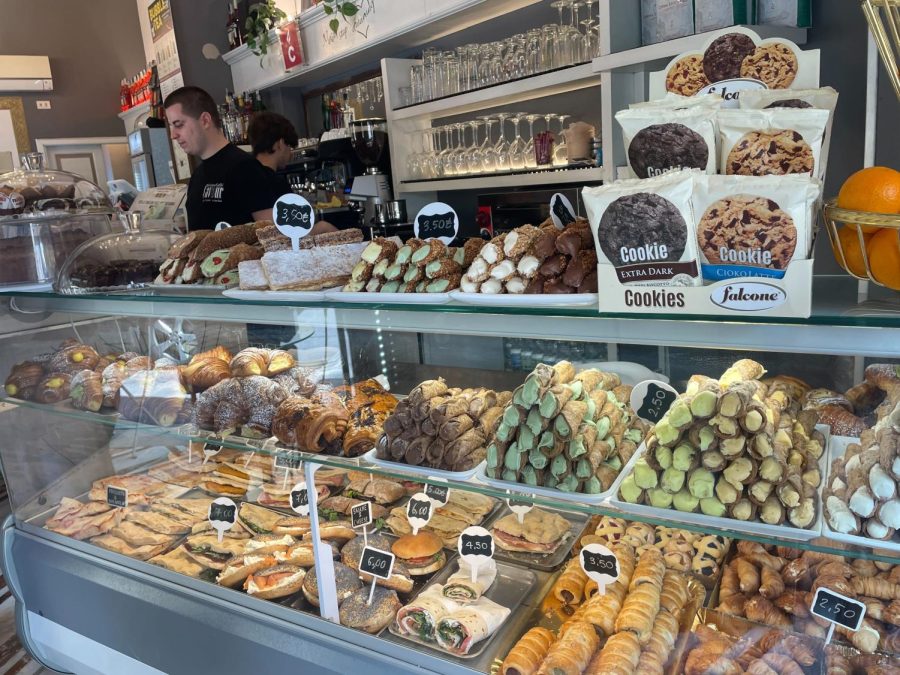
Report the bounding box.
[398,166,605,193]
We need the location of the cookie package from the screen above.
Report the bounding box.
[718,108,830,180]
[692,174,821,282]
[582,170,702,288]
[616,106,719,179]
[650,27,820,105]
[629,93,725,111]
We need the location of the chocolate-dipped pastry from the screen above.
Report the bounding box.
[544,278,575,294]
[532,227,559,259]
[540,255,568,279]
[555,228,587,258]
[579,270,598,293]
[562,250,598,288]
[524,274,546,294]
[404,436,430,465]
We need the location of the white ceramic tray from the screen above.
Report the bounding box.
[607,425,831,542]
[472,464,613,505]
[449,291,598,308]
[150,283,231,295]
[821,434,900,553]
[361,448,484,480]
[222,288,331,302]
[324,290,451,304]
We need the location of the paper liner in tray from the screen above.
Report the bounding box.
[606,426,831,542]
[821,434,900,553]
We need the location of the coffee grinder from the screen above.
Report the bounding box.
[348,118,392,227]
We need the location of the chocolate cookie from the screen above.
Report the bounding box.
[597,193,687,266]
[628,123,710,178]
[764,99,813,109]
[726,130,814,176]
[666,55,710,96]
[703,33,756,82]
[698,195,797,270]
[741,43,798,89]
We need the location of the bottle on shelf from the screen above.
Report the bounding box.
[341,91,355,131]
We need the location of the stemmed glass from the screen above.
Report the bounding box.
[508,113,528,170]
[553,114,571,166]
[406,132,422,180]
[494,113,512,172]
[570,2,587,64]
[453,123,470,175]
[467,120,485,175]
[426,127,442,178]
[550,1,573,66]
[437,125,455,176]
[478,116,500,173]
[523,114,542,169]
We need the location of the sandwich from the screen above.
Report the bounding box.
[147,463,205,489]
[125,510,192,536]
[344,478,405,505]
[339,586,401,634]
[300,520,356,544]
[167,449,217,474]
[491,508,570,554]
[340,533,394,570]
[302,562,362,607]
[149,547,208,577]
[319,496,388,522]
[45,498,123,540]
[443,558,497,603]
[437,492,496,525]
[275,541,329,567]
[217,552,279,587]
[238,502,284,536]
[315,467,351,488]
[258,483,329,509]
[391,531,446,576]
[359,559,414,594]
[385,508,468,548]
[215,462,270,487]
[244,533,296,555]
[244,564,306,600]
[152,498,212,522]
[91,533,166,561]
[109,521,176,547]
[271,516,311,537]
[181,534,246,570]
[190,518,251,539]
[147,504,200,528]
[200,476,247,498]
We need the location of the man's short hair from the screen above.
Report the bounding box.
[248,111,299,156]
[163,86,222,129]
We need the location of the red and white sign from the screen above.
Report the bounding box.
[280,22,303,70]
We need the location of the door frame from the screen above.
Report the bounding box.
[35,136,128,192]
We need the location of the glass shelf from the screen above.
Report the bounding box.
[4,394,898,565]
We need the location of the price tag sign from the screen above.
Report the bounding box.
[360,545,395,606]
[811,587,866,642]
[272,193,315,251]
[406,492,433,535]
[202,442,220,465]
[274,449,304,471]
[290,482,310,516]
[505,492,534,524]
[458,525,494,583]
[106,486,128,509]
[214,221,232,231]
[630,380,679,424]
[351,501,372,529]
[413,202,459,245]
[208,497,237,543]
[580,543,620,595]
[550,193,577,230]
[424,479,450,508]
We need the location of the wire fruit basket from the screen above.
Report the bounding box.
[822,199,900,290]
[862,0,900,102]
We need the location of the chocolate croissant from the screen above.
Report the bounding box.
[5,361,45,400]
[117,368,187,427]
[48,344,100,374]
[35,372,72,404]
[273,389,349,452]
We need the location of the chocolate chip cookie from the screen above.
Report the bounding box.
[703,33,757,83]
[628,123,710,178]
[741,43,798,89]
[598,193,687,266]
[725,130,814,176]
[764,99,813,109]
[666,55,710,96]
[698,195,797,270]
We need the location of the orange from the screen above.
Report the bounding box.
[837,166,900,233]
[867,227,900,290]
[833,226,873,276]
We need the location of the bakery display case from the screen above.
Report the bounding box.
[0,285,896,675]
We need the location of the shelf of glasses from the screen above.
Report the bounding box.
[592,25,808,73]
[5,395,900,564]
[397,164,604,192]
[390,61,601,121]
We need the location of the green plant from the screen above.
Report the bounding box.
[320,0,361,33]
[245,1,288,57]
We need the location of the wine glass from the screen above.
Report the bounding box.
[523,114,542,169]
[553,114,571,166]
[570,2,587,64]
[453,123,469,175]
[494,113,512,172]
[467,120,485,175]
[478,116,499,173]
[437,125,454,176]
[425,127,442,178]
[406,132,422,180]
[508,113,527,170]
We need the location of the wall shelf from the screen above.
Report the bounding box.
[398,166,604,192]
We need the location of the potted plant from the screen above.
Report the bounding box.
[319,0,362,33]
[244,0,288,57]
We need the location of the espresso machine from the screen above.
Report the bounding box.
[348,118,393,227]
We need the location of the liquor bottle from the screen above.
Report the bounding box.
[341,91,355,131]
[321,93,331,132]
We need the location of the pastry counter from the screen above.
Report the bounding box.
[0,290,898,675]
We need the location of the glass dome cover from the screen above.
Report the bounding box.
[0,152,112,221]
[55,212,178,294]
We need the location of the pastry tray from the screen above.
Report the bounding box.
[361,448,485,481]
[472,464,614,505]
[488,506,587,572]
[383,558,539,660]
[606,426,831,542]
[325,290,452,305]
[222,288,338,302]
[448,291,598,308]
[821,434,900,553]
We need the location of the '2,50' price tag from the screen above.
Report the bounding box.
[811,587,866,642]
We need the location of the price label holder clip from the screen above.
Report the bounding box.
[290,481,310,517]
[208,497,238,543]
[580,543,620,596]
[359,545,395,607]
[505,491,534,524]
[275,449,303,489]
[630,379,680,425]
[351,500,372,546]
[413,202,459,246]
[458,526,495,583]
[106,486,128,509]
[406,492,433,536]
[811,587,867,644]
[549,193,577,230]
[272,192,315,251]
[424,478,450,508]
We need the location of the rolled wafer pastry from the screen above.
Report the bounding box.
[552,557,589,606]
[501,627,555,675]
[191,222,265,262]
[536,621,599,675]
[585,630,641,675]
[615,582,660,644]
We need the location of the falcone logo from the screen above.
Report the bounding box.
[710,281,786,311]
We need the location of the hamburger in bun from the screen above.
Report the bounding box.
[391,531,446,576]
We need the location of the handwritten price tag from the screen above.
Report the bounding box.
[630,380,679,424]
[406,492,433,535]
[272,193,315,251]
[811,587,866,640]
[414,202,459,245]
[424,479,450,508]
[580,543,620,595]
[351,501,372,529]
[505,491,534,524]
[106,486,128,508]
[290,482,310,516]
[208,497,237,543]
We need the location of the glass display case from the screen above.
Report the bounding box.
[0,285,898,675]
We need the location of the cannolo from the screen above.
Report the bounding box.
[410,239,447,265]
[490,259,517,281]
[720,359,767,387]
[461,238,484,267]
[506,277,527,294]
[191,222,266,262]
[479,235,506,265]
[502,225,541,260]
[425,258,461,280]
[360,237,400,265]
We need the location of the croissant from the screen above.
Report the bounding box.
[781,557,811,587]
[736,541,785,571]
[230,347,295,377]
[35,372,71,404]
[759,653,805,675]
[195,378,243,430]
[772,635,817,668]
[501,627,554,675]
[615,583,660,644]
[536,621,598,675]
[240,377,289,437]
[735,558,760,594]
[772,590,810,618]
[117,369,186,427]
[585,630,641,675]
[744,596,791,629]
[659,571,690,614]
[182,347,232,392]
[852,576,900,600]
[628,547,666,591]
[717,593,748,617]
[48,344,100,373]
[882,599,900,625]
[4,361,44,400]
[273,390,349,452]
[719,562,740,600]
[552,558,589,606]
[273,366,320,396]
[685,644,741,675]
[759,566,785,599]
[70,369,103,412]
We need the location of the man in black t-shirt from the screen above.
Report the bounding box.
[249,111,297,197]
